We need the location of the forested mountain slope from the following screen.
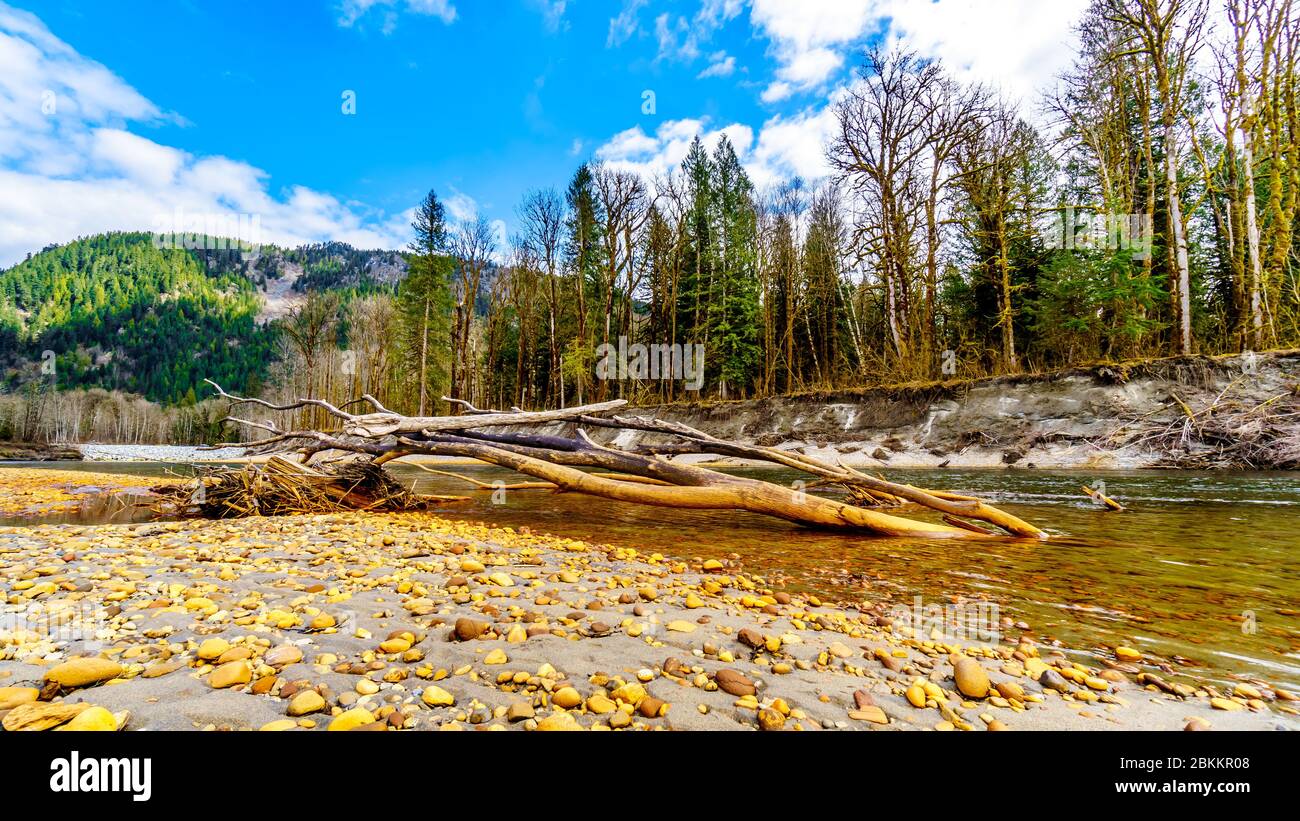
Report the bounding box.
[0,232,407,405]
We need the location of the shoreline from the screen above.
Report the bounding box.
[0,469,1294,732]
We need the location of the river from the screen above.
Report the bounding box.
[5,460,1299,691]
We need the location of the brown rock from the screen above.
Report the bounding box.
[714,669,756,697]
[953,657,990,699]
[453,617,488,641]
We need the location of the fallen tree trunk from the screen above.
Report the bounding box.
[203,383,1046,540]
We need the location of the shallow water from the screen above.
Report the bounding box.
[5,460,1299,689]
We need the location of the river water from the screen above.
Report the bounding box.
[5,461,1299,691]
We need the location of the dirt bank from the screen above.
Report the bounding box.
[571,351,1300,470]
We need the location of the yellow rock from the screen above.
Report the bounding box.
[259,719,298,731]
[611,682,646,705]
[310,613,337,630]
[0,687,39,710]
[422,686,455,707]
[197,638,230,661]
[536,711,584,731]
[55,706,118,732]
[379,637,411,654]
[1084,676,1110,691]
[1115,646,1142,662]
[506,625,528,643]
[488,572,514,587]
[44,658,123,689]
[906,683,927,708]
[552,687,583,709]
[483,649,508,665]
[1210,697,1244,711]
[684,593,705,609]
[702,559,724,571]
[666,620,696,633]
[953,658,990,699]
[356,679,380,695]
[328,707,377,731]
[586,694,617,714]
[209,660,251,689]
[287,690,326,716]
[460,558,486,573]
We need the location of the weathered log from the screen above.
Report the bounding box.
[205,382,1046,540]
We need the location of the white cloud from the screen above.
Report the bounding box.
[749,0,1088,108]
[531,0,568,33]
[337,0,457,30]
[0,4,414,266]
[697,52,736,79]
[643,0,744,65]
[443,187,480,223]
[594,117,756,182]
[607,0,647,47]
[750,0,879,97]
[589,84,841,194]
[882,0,1088,106]
[759,80,792,104]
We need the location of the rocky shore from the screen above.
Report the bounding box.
[0,468,1295,732]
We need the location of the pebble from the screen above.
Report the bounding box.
[1115,646,1142,662]
[422,686,456,707]
[454,617,488,641]
[328,707,376,731]
[535,712,583,731]
[953,657,990,699]
[714,669,756,697]
[209,661,251,689]
[287,690,327,716]
[59,706,120,732]
[43,658,123,689]
[259,719,298,732]
[197,638,231,661]
[0,687,39,710]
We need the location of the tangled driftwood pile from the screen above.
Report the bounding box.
[1105,380,1300,470]
[159,456,447,518]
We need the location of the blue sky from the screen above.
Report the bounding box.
[0,0,1087,265]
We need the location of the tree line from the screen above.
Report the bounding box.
[4,0,1297,444]
[284,0,1297,419]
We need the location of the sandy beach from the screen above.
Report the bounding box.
[0,468,1295,732]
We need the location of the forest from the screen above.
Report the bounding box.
[1,0,1297,443]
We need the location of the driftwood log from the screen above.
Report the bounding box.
[203,380,1045,540]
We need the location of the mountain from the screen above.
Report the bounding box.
[0,232,408,405]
